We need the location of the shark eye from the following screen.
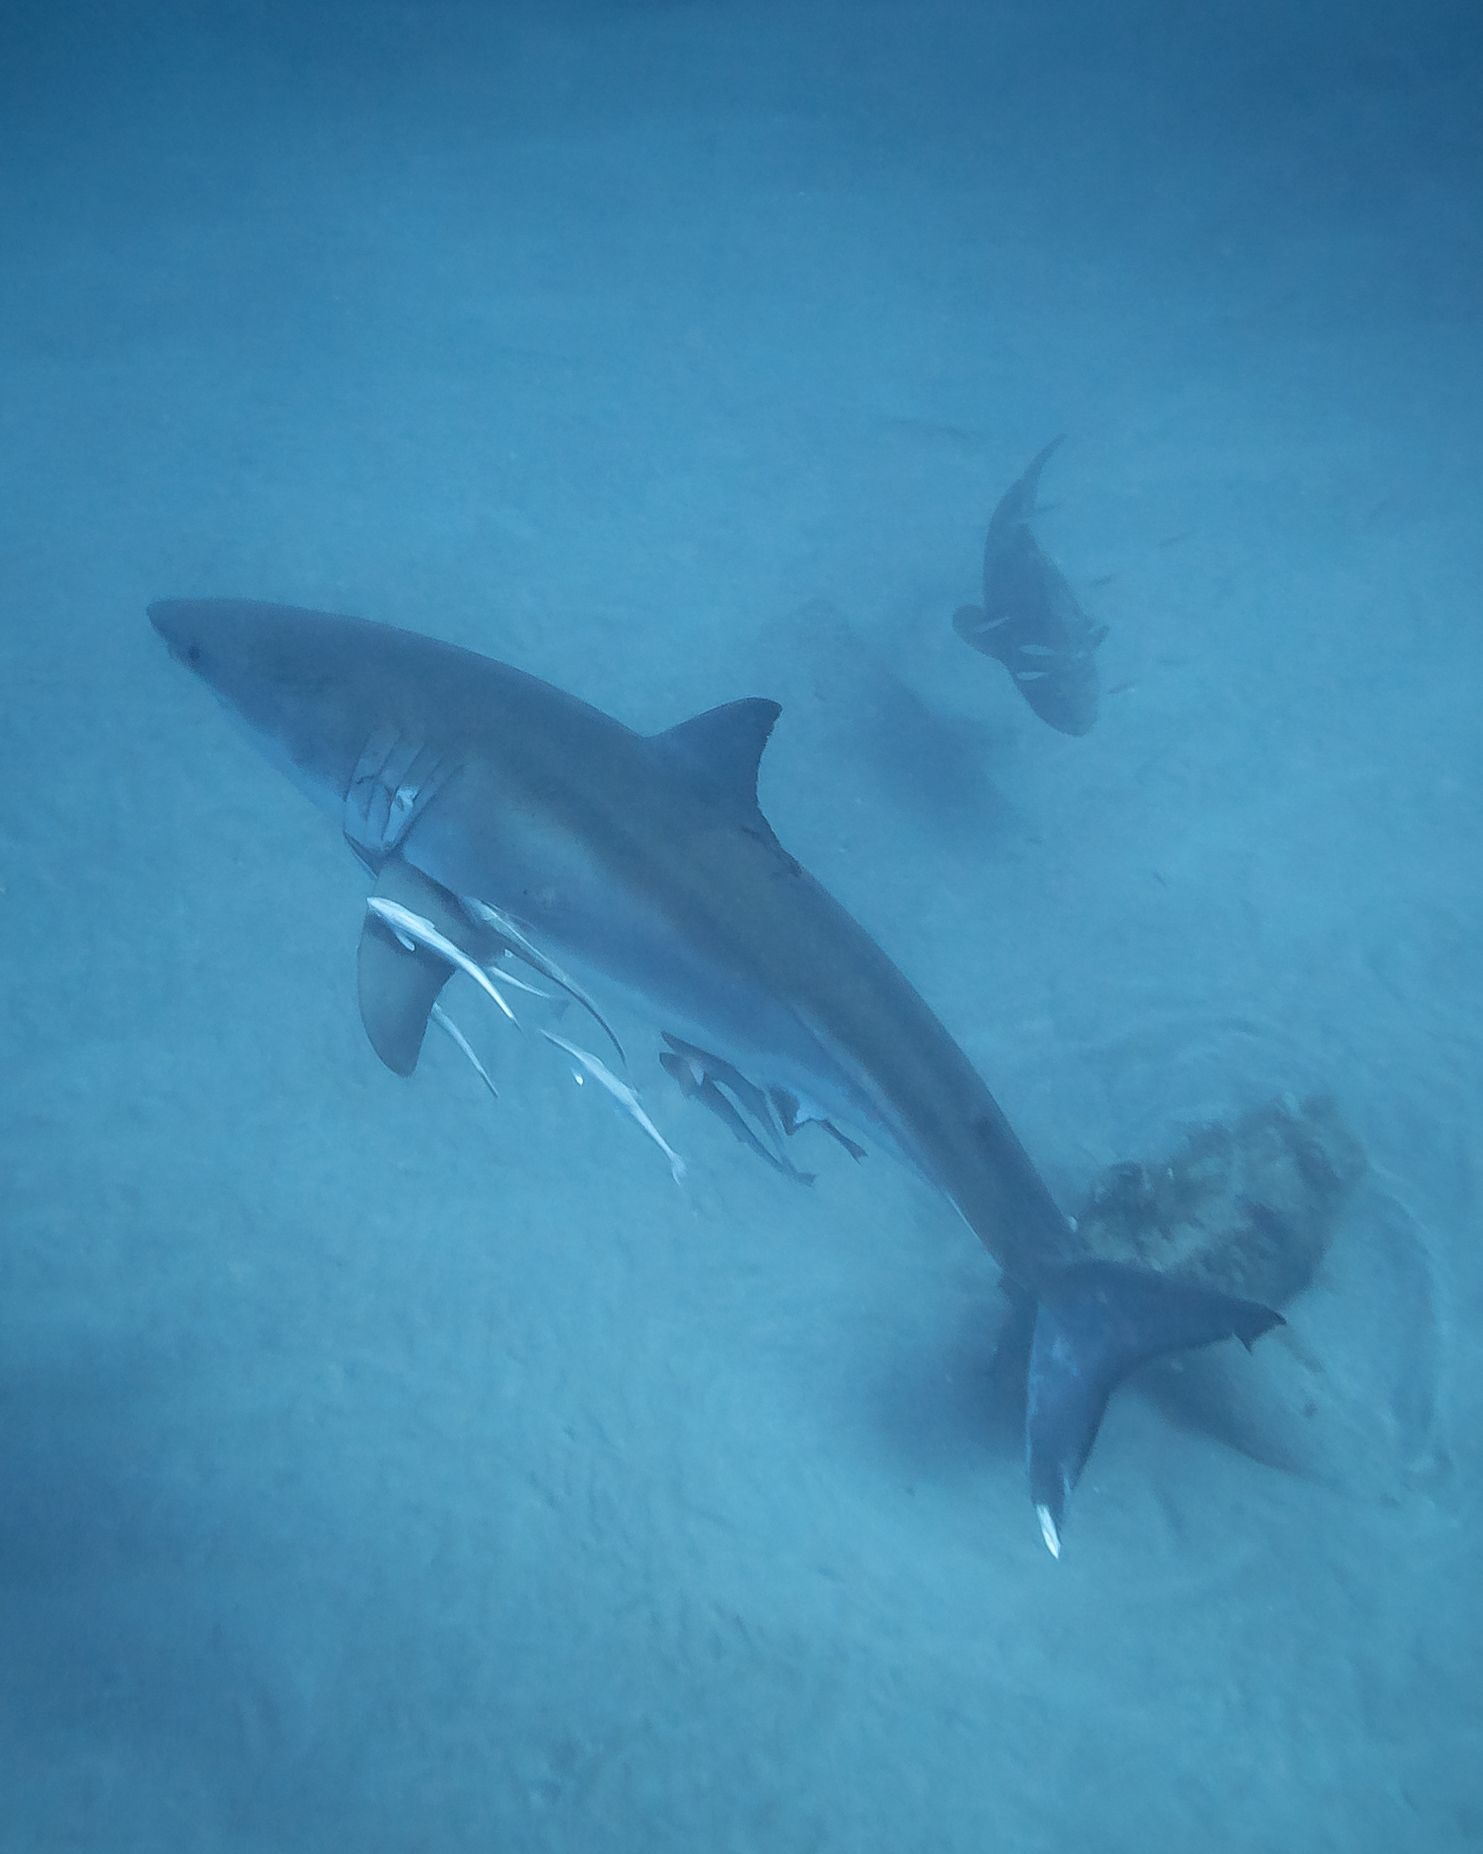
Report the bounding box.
[183,642,204,666]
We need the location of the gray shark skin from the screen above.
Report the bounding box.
[150,598,1278,1553]
[954,436,1108,738]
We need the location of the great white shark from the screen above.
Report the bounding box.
[150,597,1281,1554]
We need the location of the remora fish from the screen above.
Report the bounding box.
[954,435,1108,737]
[150,597,1278,1553]
[660,1033,816,1185]
[540,1028,687,1185]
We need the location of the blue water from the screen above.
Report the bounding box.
[4,2,1481,1848]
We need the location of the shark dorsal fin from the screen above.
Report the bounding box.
[653,697,782,819]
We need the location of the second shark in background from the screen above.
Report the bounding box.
[954,436,1108,737]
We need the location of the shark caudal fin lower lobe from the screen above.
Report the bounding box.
[1025,1260,1282,1558]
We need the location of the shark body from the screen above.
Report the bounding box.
[954,436,1108,737]
[151,597,1278,1551]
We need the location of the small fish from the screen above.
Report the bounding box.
[769,1086,868,1162]
[462,896,625,1065]
[365,897,520,1027]
[953,435,1108,737]
[660,1045,815,1185]
[540,1028,686,1184]
[481,964,552,1001]
[430,1004,500,1101]
[662,1034,783,1140]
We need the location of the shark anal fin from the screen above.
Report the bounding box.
[1025,1261,1282,1557]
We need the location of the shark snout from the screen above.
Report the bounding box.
[148,599,206,666]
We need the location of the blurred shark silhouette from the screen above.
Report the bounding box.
[954,436,1107,736]
[151,597,1276,1555]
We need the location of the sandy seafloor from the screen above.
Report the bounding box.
[3,1,1482,1848]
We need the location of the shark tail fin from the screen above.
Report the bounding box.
[1025,1260,1282,1558]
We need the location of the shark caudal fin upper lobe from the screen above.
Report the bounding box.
[1025,1260,1282,1557]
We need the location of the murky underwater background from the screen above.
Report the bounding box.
[3,1,1481,1847]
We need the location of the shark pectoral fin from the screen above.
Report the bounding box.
[1024,1261,1282,1558]
[358,909,453,1075]
[954,604,1015,666]
[953,604,990,647]
[374,858,491,946]
[357,860,496,1075]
